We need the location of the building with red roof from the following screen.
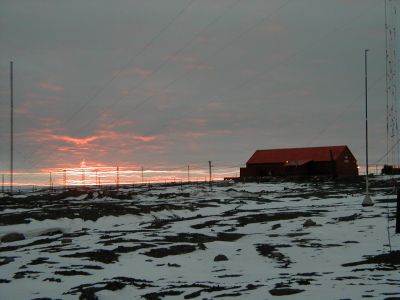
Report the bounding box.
[240,145,358,178]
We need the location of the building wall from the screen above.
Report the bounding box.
[240,147,358,178]
[241,158,357,178]
[244,162,335,177]
[334,148,358,177]
[244,163,285,177]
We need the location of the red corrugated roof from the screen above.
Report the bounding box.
[247,146,349,165]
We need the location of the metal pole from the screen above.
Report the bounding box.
[385,0,390,166]
[10,61,13,195]
[396,189,400,234]
[141,166,144,184]
[187,165,190,183]
[363,49,373,206]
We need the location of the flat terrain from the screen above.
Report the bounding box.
[0,177,399,299]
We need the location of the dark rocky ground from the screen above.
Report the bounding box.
[0,176,399,299]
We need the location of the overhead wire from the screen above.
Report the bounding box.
[11,0,197,177]
[64,0,197,124]
[145,1,379,145]
[306,72,386,146]
[12,0,381,184]
[14,0,292,181]
[10,0,199,182]
[92,0,293,129]
[77,0,243,131]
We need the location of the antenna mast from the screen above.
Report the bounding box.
[363,49,374,207]
[10,61,14,195]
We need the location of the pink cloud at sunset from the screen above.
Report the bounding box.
[27,129,157,146]
[37,81,65,92]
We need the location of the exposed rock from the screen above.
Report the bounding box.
[62,250,119,264]
[197,242,207,250]
[0,256,16,266]
[1,232,25,243]
[143,244,196,258]
[214,254,228,262]
[167,263,180,267]
[342,250,400,267]
[55,270,91,276]
[271,224,281,230]
[269,288,305,296]
[40,229,63,236]
[335,213,361,222]
[303,219,317,227]
[0,279,11,283]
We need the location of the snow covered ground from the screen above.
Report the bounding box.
[0,177,399,299]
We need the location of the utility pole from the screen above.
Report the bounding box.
[208,161,212,187]
[363,49,374,207]
[10,61,14,195]
[49,172,52,191]
[95,169,98,186]
[141,166,144,184]
[187,165,190,183]
[116,166,120,190]
[1,174,4,193]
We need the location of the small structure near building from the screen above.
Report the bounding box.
[240,145,358,179]
[381,165,400,175]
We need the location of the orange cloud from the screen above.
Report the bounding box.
[38,117,62,127]
[96,130,157,143]
[28,129,157,146]
[55,135,99,145]
[38,82,64,92]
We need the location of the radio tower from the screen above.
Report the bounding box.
[386,0,400,167]
[10,61,14,194]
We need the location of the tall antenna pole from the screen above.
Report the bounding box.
[363,49,374,207]
[385,0,390,166]
[10,61,14,195]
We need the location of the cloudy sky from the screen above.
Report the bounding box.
[0,0,388,183]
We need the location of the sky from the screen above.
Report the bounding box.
[0,0,390,185]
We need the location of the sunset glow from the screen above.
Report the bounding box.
[0,161,241,189]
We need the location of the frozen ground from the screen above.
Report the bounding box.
[0,177,399,299]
